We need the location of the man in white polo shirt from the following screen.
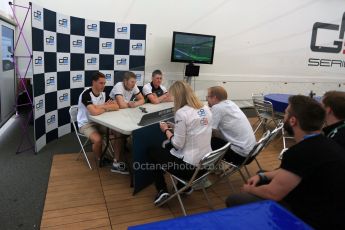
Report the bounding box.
[206,86,256,165]
[77,72,120,166]
[142,70,172,104]
[108,71,145,173]
[109,71,145,108]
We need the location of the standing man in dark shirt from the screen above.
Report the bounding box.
[226,95,345,229]
[142,70,172,104]
[322,91,345,149]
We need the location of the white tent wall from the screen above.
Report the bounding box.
[14,0,345,99]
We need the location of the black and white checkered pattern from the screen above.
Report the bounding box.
[31,3,146,152]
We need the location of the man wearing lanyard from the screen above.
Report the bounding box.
[225,95,345,229]
[322,91,345,149]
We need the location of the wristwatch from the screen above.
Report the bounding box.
[258,172,269,184]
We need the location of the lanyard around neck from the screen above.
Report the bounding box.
[303,133,320,140]
[327,122,345,138]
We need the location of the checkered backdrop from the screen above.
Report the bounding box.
[31,3,146,152]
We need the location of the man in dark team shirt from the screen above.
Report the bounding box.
[322,91,345,150]
[142,70,172,104]
[77,72,119,164]
[226,95,345,229]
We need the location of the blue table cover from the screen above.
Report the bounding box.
[264,94,290,113]
[128,200,312,230]
[264,94,321,113]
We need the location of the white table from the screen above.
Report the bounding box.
[89,102,174,194]
[89,102,174,135]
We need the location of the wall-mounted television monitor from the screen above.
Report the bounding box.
[171,31,216,64]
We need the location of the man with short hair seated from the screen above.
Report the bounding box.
[206,86,256,165]
[108,71,145,173]
[322,90,345,149]
[226,95,345,229]
[110,71,145,108]
[77,71,119,165]
[142,69,173,104]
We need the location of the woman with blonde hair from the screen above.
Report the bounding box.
[148,80,213,205]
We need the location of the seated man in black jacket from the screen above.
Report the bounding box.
[226,95,345,229]
[322,91,345,149]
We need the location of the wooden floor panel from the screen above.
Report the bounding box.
[41,121,283,229]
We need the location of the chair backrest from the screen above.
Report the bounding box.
[187,142,231,184]
[69,105,80,133]
[266,122,284,145]
[69,105,78,123]
[250,130,271,158]
[251,93,264,101]
[252,98,275,119]
[245,123,285,166]
[243,130,271,165]
[200,142,231,169]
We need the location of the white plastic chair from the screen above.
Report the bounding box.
[69,105,93,170]
[157,142,231,216]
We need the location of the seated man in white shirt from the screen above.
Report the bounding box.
[77,71,120,165]
[108,71,145,173]
[206,86,256,165]
[142,70,173,104]
[109,71,145,108]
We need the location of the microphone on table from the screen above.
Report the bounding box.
[139,107,148,113]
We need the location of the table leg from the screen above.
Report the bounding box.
[99,128,109,167]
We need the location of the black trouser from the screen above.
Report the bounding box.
[211,137,247,166]
[147,145,196,191]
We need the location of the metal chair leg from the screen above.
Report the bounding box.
[226,178,235,192]
[75,135,92,170]
[244,165,251,178]
[201,187,213,210]
[254,158,263,171]
[170,176,187,216]
[76,139,89,161]
[254,120,264,134]
[238,169,247,183]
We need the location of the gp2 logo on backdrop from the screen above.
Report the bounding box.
[59,57,69,65]
[102,42,112,49]
[117,27,128,33]
[59,93,69,102]
[47,115,56,125]
[310,12,345,54]
[36,99,44,110]
[46,77,55,86]
[105,74,112,80]
[58,19,68,28]
[132,43,142,50]
[87,24,98,31]
[34,10,42,21]
[87,57,97,65]
[35,56,43,65]
[72,74,83,82]
[46,36,55,45]
[72,40,83,47]
[116,58,127,65]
